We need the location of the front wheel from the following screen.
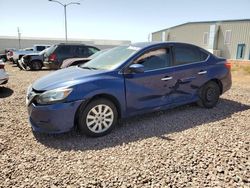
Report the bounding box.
[77,99,118,137]
[1,57,7,62]
[30,61,42,70]
[197,81,220,108]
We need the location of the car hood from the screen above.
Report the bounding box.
[24,53,40,57]
[32,66,107,91]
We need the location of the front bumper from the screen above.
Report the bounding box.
[28,100,84,134]
[17,59,25,70]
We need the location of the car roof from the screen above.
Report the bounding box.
[130,42,201,49]
[56,43,86,46]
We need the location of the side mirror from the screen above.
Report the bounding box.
[128,64,145,73]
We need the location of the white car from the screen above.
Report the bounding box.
[0,61,9,85]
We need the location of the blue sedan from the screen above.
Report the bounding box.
[26,42,232,137]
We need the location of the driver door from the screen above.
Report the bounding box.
[124,47,176,116]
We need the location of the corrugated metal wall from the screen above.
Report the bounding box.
[152,20,250,60]
[217,21,250,59]
[152,23,210,49]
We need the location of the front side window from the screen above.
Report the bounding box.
[174,46,206,65]
[134,48,170,71]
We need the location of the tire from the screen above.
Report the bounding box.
[1,57,7,62]
[30,61,42,70]
[197,81,220,108]
[77,98,118,137]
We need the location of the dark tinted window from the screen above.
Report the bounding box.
[77,46,88,56]
[174,46,200,65]
[135,48,170,71]
[88,47,99,55]
[200,50,208,61]
[56,46,71,55]
[36,46,46,51]
[174,46,208,65]
[69,46,78,55]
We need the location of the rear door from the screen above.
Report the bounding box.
[124,46,176,115]
[76,45,87,58]
[55,45,72,65]
[171,44,209,103]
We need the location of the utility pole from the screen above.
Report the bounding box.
[48,0,80,42]
[64,5,67,42]
[17,27,21,49]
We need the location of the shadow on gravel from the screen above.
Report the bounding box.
[0,87,14,98]
[34,98,250,151]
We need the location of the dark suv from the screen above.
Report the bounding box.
[43,43,100,69]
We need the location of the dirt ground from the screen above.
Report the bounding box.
[0,63,249,187]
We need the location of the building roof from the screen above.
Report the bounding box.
[152,19,250,34]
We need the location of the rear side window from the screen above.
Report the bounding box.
[36,46,46,51]
[88,47,99,55]
[200,50,208,61]
[56,46,71,55]
[77,46,88,56]
[174,46,208,66]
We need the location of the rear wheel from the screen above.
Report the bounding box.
[30,61,42,70]
[77,98,118,137]
[197,81,220,108]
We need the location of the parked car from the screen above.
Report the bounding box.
[0,48,16,62]
[13,45,50,64]
[26,42,232,137]
[17,47,51,70]
[43,43,100,69]
[0,61,9,85]
[6,48,16,62]
[0,52,7,62]
[60,49,110,69]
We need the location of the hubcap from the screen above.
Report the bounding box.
[86,104,114,133]
[206,87,216,102]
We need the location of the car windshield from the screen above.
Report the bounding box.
[80,45,140,70]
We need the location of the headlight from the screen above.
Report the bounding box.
[36,88,73,105]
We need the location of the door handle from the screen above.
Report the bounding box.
[161,76,173,81]
[198,70,207,75]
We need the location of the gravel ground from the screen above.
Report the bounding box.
[0,64,249,187]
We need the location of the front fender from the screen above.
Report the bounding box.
[69,74,127,117]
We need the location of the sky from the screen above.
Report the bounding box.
[0,0,249,42]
